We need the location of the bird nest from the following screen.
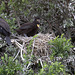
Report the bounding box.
[11,32,55,68]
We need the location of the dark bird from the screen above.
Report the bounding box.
[15,17,40,37]
[0,17,11,45]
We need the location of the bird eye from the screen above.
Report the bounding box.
[37,19,40,22]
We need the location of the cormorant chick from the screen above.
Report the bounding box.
[15,17,40,37]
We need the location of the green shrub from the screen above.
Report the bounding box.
[0,54,22,75]
[37,62,66,75]
[5,18,16,33]
[49,34,73,58]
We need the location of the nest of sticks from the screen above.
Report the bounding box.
[11,32,55,68]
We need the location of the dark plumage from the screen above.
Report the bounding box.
[15,17,40,37]
[0,17,11,45]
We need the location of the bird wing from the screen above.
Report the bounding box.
[20,22,34,30]
[0,17,11,33]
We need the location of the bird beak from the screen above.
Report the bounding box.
[37,24,40,28]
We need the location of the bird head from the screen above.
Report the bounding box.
[35,17,40,23]
[34,17,40,28]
